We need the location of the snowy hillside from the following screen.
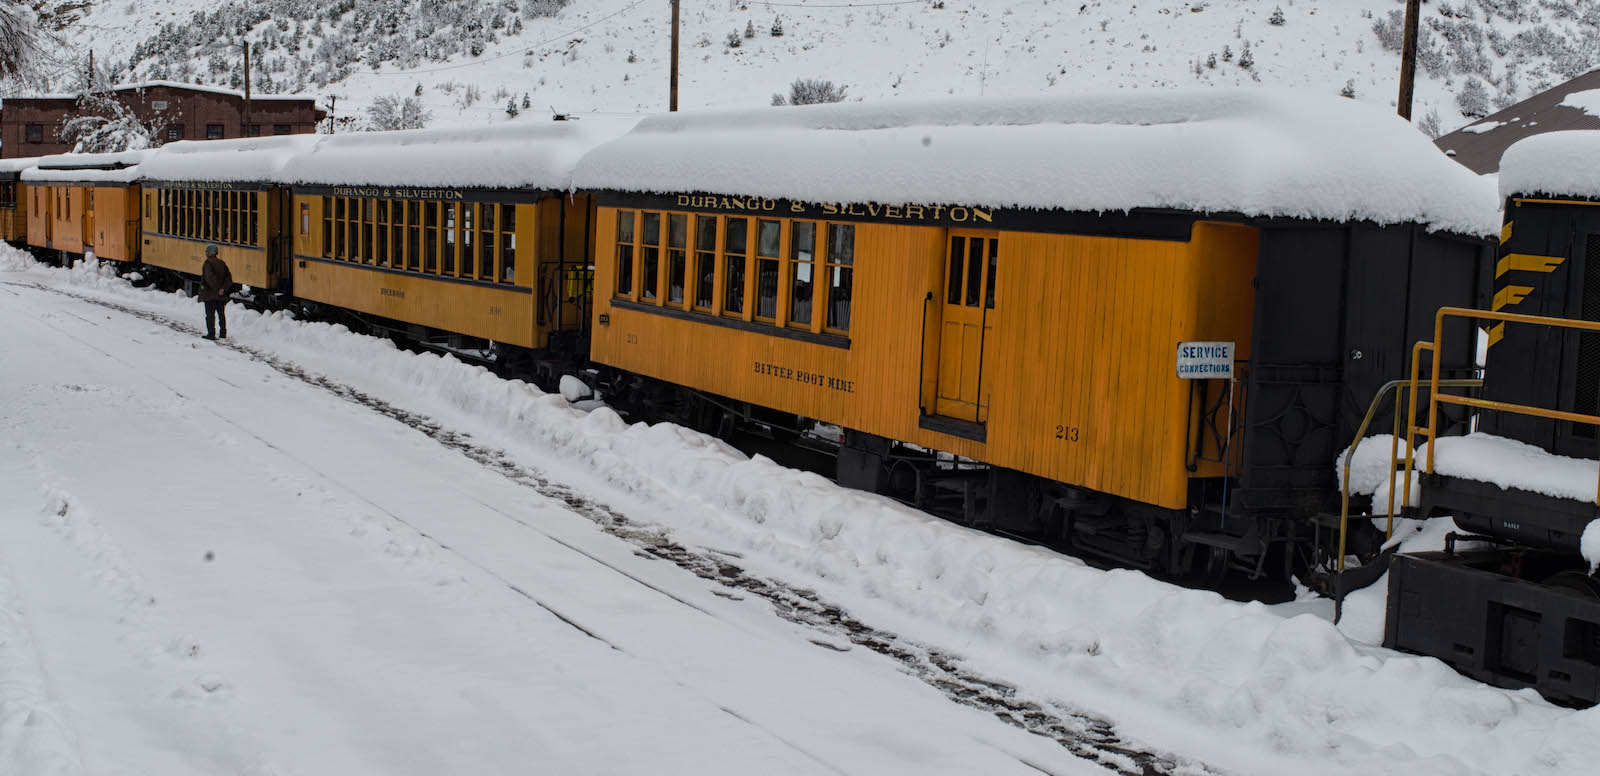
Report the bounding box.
[43,1,1600,135]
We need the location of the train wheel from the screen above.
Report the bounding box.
[1546,570,1600,599]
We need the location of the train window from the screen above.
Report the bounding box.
[144,193,150,220]
[461,204,476,277]
[500,204,515,283]
[375,200,390,267]
[640,211,660,301]
[424,202,438,273]
[756,219,781,320]
[322,196,332,257]
[789,221,816,327]
[300,202,309,236]
[250,195,259,246]
[334,197,346,260]
[965,237,983,307]
[442,203,456,275]
[723,217,747,316]
[390,200,404,268]
[407,201,420,270]
[694,216,715,310]
[666,214,687,305]
[947,236,965,305]
[986,237,996,309]
[479,202,496,281]
[348,198,361,261]
[615,211,635,297]
[362,200,374,264]
[825,224,853,332]
[228,192,240,244]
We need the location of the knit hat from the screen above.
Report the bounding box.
[205,244,219,255]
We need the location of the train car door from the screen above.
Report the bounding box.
[934,231,999,423]
[83,188,95,253]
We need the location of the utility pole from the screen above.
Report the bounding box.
[669,0,680,111]
[1396,0,1420,120]
[243,40,253,137]
[86,49,93,91]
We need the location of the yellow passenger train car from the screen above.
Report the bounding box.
[0,158,37,244]
[574,94,1494,576]
[20,152,147,263]
[267,120,625,372]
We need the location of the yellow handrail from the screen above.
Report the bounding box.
[1403,307,1600,508]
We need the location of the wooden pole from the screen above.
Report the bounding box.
[243,41,253,137]
[669,0,680,111]
[86,49,93,91]
[1396,0,1420,120]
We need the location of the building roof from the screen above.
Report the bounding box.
[1434,68,1600,175]
[1,80,327,111]
[573,88,1501,237]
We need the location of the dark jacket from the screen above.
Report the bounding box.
[200,255,233,303]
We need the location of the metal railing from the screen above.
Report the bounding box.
[1402,307,1600,511]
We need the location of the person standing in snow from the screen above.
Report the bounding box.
[199,244,233,340]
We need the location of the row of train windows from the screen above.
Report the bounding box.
[614,212,854,333]
[316,197,519,284]
[155,189,260,246]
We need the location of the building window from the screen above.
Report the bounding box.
[247,124,262,137]
[167,125,185,141]
[273,124,292,135]
[206,124,224,140]
[24,124,42,143]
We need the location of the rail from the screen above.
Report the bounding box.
[1402,307,1600,513]
[1336,377,1481,571]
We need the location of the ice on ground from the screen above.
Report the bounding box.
[573,89,1502,237]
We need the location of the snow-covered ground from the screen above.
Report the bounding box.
[4,248,1600,775]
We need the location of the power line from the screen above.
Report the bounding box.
[348,0,652,78]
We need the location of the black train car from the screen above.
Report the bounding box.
[1386,130,1600,705]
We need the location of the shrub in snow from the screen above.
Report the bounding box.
[505,99,519,117]
[1270,6,1285,26]
[521,92,530,109]
[626,49,636,63]
[414,81,423,96]
[1340,79,1356,99]
[725,31,740,49]
[1221,44,1233,62]
[1206,52,1216,68]
[770,78,847,107]
[366,93,432,130]
[744,20,755,39]
[1238,41,1254,69]
[770,15,783,37]
[1457,77,1491,118]
[1418,108,1443,139]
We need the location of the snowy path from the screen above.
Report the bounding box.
[0,281,1108,775]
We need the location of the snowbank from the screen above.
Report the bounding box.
[1431,433,1599,503]
[275,117,637,189]
[1500,130,1600,200]
[574,89,1502,236]
[9,249,1600,775]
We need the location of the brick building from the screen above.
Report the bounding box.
[0,80,326,158]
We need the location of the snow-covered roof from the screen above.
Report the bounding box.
[274,117,637,190]
[22,150,150,184]
[138,135,321,184]
[573,89,1502,237]
[1498,130,1600,200]
[0,157,40,175]
[9,80,326,111]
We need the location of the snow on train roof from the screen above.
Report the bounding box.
[273,117,637,190]
[573,89,1502,236]
[1498,130,1600,200]
[137,135,320,183]
[0,157,40,173]
[22,150,151,184]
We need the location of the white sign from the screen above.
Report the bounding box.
[1176,341,1234,379]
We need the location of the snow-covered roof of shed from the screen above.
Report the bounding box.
[22,150,150,184]
[138,135,321,183]
[573,89,1501,236]
[1499,130,1600,200]
[274,117,638,190]
[11,80,327,111]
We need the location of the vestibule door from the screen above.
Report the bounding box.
[935,231,998,422]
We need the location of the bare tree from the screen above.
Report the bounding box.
[366,93,432,130]
[0,1,41,79]
[771,78,848,106]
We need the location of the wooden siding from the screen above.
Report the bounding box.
[0,186,25,243]
[88,185,141,263]
[591,210,1259,510]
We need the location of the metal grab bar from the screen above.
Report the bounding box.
[1337,377,1481,571]
[1403,306,1600,511]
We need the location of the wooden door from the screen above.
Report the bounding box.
[935,231,999,422]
